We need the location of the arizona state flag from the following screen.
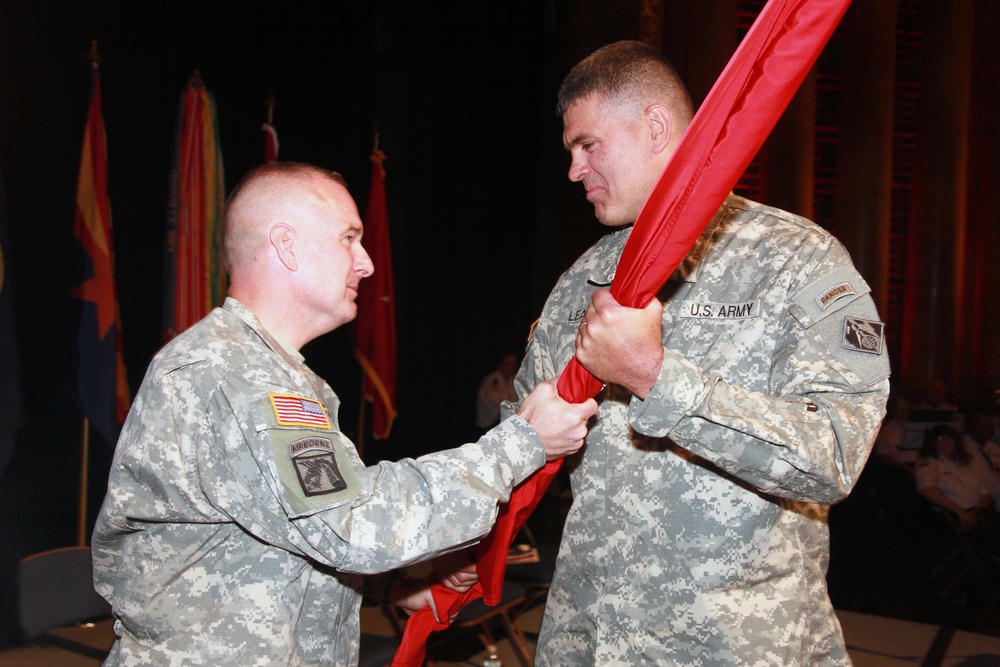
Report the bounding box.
[69,56,130,446]
[163,71,226,340]
[352,149,397,440]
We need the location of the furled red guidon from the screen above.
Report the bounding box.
[391,0,854,663]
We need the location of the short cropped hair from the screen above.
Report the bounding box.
[221,162,346,273]
[557,40,694,131]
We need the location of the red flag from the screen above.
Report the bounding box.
[263,94,278,164]
[352,149,397,440]
[163,71,226,340]
[392,0,851,662]
[69,54,130,446]
[262,122,279,164]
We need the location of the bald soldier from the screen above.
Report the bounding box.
[91,162,596,666]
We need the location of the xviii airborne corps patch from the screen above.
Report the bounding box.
[289,437,348,496]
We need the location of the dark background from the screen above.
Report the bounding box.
[3,0,999,645]
[0,0,606,553]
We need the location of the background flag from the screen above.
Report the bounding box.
[352,147,397,440]
[263,94,278,164]
[69,51,130,446]
[0,165,21,474]
[392,0,853,662]
[262,123,278,164]
[163,70,226,340]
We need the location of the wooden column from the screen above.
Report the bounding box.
[835,0,897,314]
[901,1,973,394]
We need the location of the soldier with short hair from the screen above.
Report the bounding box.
[92,162,597,666]
[510,40,890,665]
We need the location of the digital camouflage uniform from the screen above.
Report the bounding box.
[515,195,890,666]
[92,298,546,667]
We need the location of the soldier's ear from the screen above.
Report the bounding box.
[645,104,673,155]
[270,223,299,271]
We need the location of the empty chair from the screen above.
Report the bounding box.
[18,546,111,639]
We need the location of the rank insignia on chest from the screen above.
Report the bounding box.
[289,437,348,496]
[269,393,332,429]
[842,316,884,355]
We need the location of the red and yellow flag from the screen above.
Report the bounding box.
[70,54,130,445]
[352,148,397,440]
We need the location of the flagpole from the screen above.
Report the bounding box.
[78,417,90,546]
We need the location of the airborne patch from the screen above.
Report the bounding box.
[842,316,884,355]
[289,437,348,496]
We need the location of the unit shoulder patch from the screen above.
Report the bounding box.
[842,316,884,355]
[289,437,348,496]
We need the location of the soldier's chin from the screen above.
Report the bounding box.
[596,210,632,227]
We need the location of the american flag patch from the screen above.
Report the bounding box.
[269,394,332,429]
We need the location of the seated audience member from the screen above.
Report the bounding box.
[875,394,918,474]
[475,352,519,431]
[915,424,995,530]
[983,436,1000,483]
[962,408,1000,503]
[918,379,959,412]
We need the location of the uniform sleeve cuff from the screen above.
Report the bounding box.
[489,415,547,486]
[628,347,706,436]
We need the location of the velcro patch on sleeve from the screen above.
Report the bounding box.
[269,427,363,517]
[789,266,871,329]
[254,394,361,516]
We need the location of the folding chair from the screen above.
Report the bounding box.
[18,546,111,640]
[445,580,533,667]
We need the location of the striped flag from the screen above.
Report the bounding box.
[269,394,332,429]
[163,71,226,340]
[69,56,130,446]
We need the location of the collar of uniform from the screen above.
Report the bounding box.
[586,193,737,287]
[224,297,305,363]
[586,226,633,286]
[666,193,738,284]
